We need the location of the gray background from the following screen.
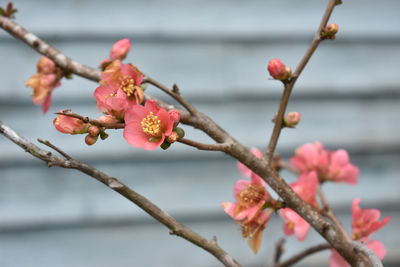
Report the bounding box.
[0,0,399,266]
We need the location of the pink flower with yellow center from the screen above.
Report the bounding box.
[279,208,310,241]
[222,173,270,223]
[25,57,63,113]
[123,99,178,150]
[53,111,89,134]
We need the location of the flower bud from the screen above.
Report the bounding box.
[166,131,179,144]
[322,23,339,40]
[174,127,185,138]
[53,112,89,134]
[97,115,119,124]
[168,110,181,126]
[88,126,100,137]
[283,112,301,128]
[85,134,98,146]
[267,58,291,81]
[110,38,131,61]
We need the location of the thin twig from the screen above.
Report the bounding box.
[318,188,350,241]
[275,243,331,267]
[273,238,286,264]
[177,138,228,151]
[265,0,339,162]
[145,76,199,116]
[37,138,71,159]
[0,121,241,267]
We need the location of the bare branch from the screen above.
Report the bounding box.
[0,121,241,267]
[273,238,286,264]
[275,243,331,267]
[265,0,339,161]
[37,138,71,159]
[178,138,228,151]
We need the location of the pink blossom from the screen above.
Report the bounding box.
[53,112,89,134]
[352,198,390,240]
[237,148,263,177]
[25,57,63,113]
[243,210,273,253]
[290,142,359,184]
[329,240,386,267]
[290,171,318,207]
[279,208,310,241]
[222,173,270,223]
[93,85,132,120]
[267,58,291,81]
[110,38,131,61]
[123,99,178,150]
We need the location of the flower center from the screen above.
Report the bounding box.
[119,76,135,96]
[238,184,266,207]
[241,221,262,239]
[141,112,162,136]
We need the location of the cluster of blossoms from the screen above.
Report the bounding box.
[223,143,390,266]
[25,56,63,113]
[49,39,183,149]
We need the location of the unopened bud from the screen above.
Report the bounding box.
[174,127,185,138]
[53,111,89,134]
[110,38,131,61]
[284,112,301,128]
[168,110,181,126]
[322,23,339,40]
[166,131,179,144]
[88,126,100,137]
[267,58,292,81]
[85,134,98,145]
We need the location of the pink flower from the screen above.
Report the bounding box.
[290,142,359,184]
[352,198,390,240]
[53,111,89,134]
[290,171,319,207]
[329,240,386,267]
[222,173,270,223]
[237,148,263,177]
[279,208,310,241]
[93,85,132,120]
[25,57,63,113]
[243,210,273,254]
[123,99,178,150]
[267,58,291,81]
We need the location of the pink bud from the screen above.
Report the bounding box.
[267,58,291,81]
[168,109,181,126]
[166,131,179,144]
[322,23,339,39]
[88,126,100,137]
[284,112,301,127]
[53,111,89,134]
[110,38,131,61]
[85,134,98,146]
[97,115,119,124]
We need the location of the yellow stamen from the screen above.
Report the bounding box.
[238,185,266,207]
[119,76,135,96]
[141,112,162,136]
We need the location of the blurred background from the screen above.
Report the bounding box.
[0,0,399,266]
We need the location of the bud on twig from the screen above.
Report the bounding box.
[85,134,98,145]
[283,112,301,128]
[267,58,292,81]
[321,23,339,40]
[88,126,100,137]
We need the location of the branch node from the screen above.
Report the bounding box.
[172,83,180,95]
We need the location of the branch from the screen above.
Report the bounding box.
[275,243,331,267]
[177,138,228,151]
[0,121,240,267]
[145,77,199,116]
[265,0,340,161]
[56,110,125,129]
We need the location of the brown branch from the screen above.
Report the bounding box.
[273,238,286,264]
[0,121,241,267]
[177,138,228,151]
[0,13,372,265]
[145,77,199,116]
[318,188,350,240]
[37,138,71,159]
[275,243,331,267]
[265,0,340,162]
